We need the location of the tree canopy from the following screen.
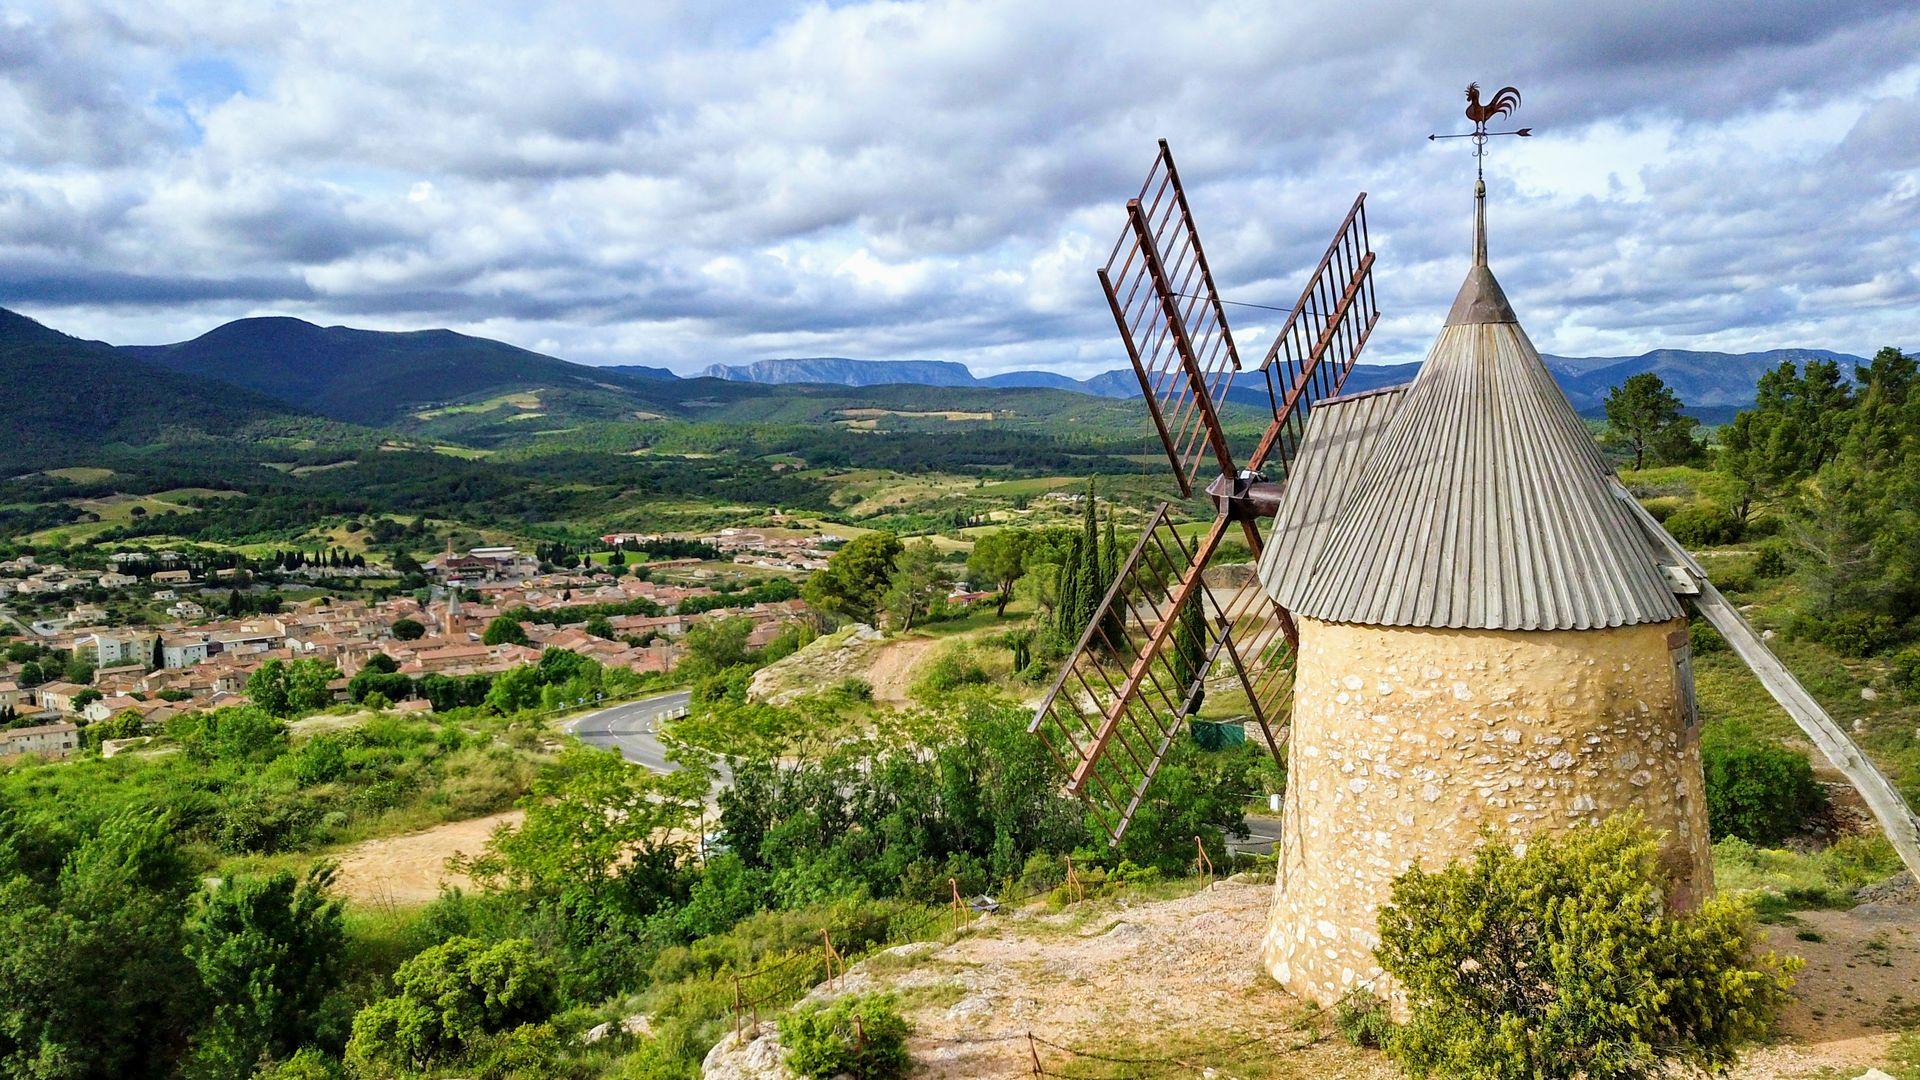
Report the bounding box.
[1603,372,1698,469]
[803,532,902,625]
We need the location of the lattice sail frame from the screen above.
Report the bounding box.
[1035,142,1381,843]
[1030,505,1291,843]
[1098,139,1243,498]
[1250,194,1379,473]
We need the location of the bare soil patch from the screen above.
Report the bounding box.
[863,634,942,707]
[331,810,520,905]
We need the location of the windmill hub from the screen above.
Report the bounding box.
[1203,471,1284,522]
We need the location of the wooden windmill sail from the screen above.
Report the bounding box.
[1028,139,1379,842]
[1037,99,1920,900]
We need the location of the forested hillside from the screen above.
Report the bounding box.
[122,317,643,425]
[0,310,312,460]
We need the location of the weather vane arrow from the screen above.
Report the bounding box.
[1430,82,1532,182]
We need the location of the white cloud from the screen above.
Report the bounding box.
[0,0,1916,372]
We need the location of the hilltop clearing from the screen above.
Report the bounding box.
[707,873,1920,1079]
[747,616,1028,708]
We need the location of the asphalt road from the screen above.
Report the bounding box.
[1229,813,1284,855]
[565,690,697,774]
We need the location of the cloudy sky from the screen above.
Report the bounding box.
[2,1,1916,376]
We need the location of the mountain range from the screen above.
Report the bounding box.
[702,350,1868,422]
[0,304,1873,465]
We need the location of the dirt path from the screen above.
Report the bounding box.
[1721,895,1920,1079]
[331,810,521,905]
[864,634,942,706]
[707,878,1920,1079]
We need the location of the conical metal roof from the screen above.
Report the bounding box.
[1266,216,1682,631]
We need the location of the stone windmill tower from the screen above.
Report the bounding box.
[1255,141,1710,1006]
[1031,84,1920,1011]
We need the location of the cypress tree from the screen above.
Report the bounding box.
[1172,596,1209,716]
[1102,508,1118,585]
[1076,480,1102,635]
[1054,534,1084,649]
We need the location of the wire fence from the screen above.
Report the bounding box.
[744,1012,1327,1078]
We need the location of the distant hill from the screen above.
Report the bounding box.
[601,363,679,381]
[122,317,639,424]
[1545,348,1865,414]
[9,301,1872,459]
[704,357,1169,399]
[690,351,1870,419]
[702,357,982,388]
[0,308,303,465]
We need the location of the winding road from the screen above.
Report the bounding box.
[564,689,694,772]
[565,690,734,786]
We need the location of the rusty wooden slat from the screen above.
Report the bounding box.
[1029,503,1173,730]
[1068,514,1230,793]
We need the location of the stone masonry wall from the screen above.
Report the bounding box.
[1261,616,1710,1007]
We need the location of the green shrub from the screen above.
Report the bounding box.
[909,645,988,701]
[252,1048,344,1080]
[1751,544,1790,579]
[778,994,911,1080]
[1791,610,1907,657]
[1701,727,1826,845]
[345,936,557,1076]
[474,1022,571,1080]
[1664,504,1745,547]
[1892,646,1920,700]
[1015,851,1066,895]
[1712,567,1755,595]
[1688,619,1726,655]
[1638,497,1682,523]
[1376,816,1798,1080]
[832,677,874,702]
[1333,992,1394,1049]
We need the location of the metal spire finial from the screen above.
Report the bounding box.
[1430,83,1531,267]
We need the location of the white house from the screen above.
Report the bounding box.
[161,636,211,669]
[0,722,79,759]
[32,681,89,714]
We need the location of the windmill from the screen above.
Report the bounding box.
[1037,90,1920,1006]
[1027,138,1379,842]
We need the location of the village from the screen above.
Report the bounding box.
[0,533,837,759]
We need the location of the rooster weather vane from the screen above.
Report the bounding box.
[1429,82,1531,181]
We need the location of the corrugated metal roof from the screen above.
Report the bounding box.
[1259,384,1408,605]
[1265,266,1682,631]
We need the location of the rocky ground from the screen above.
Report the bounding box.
[704,874,1920,1080]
